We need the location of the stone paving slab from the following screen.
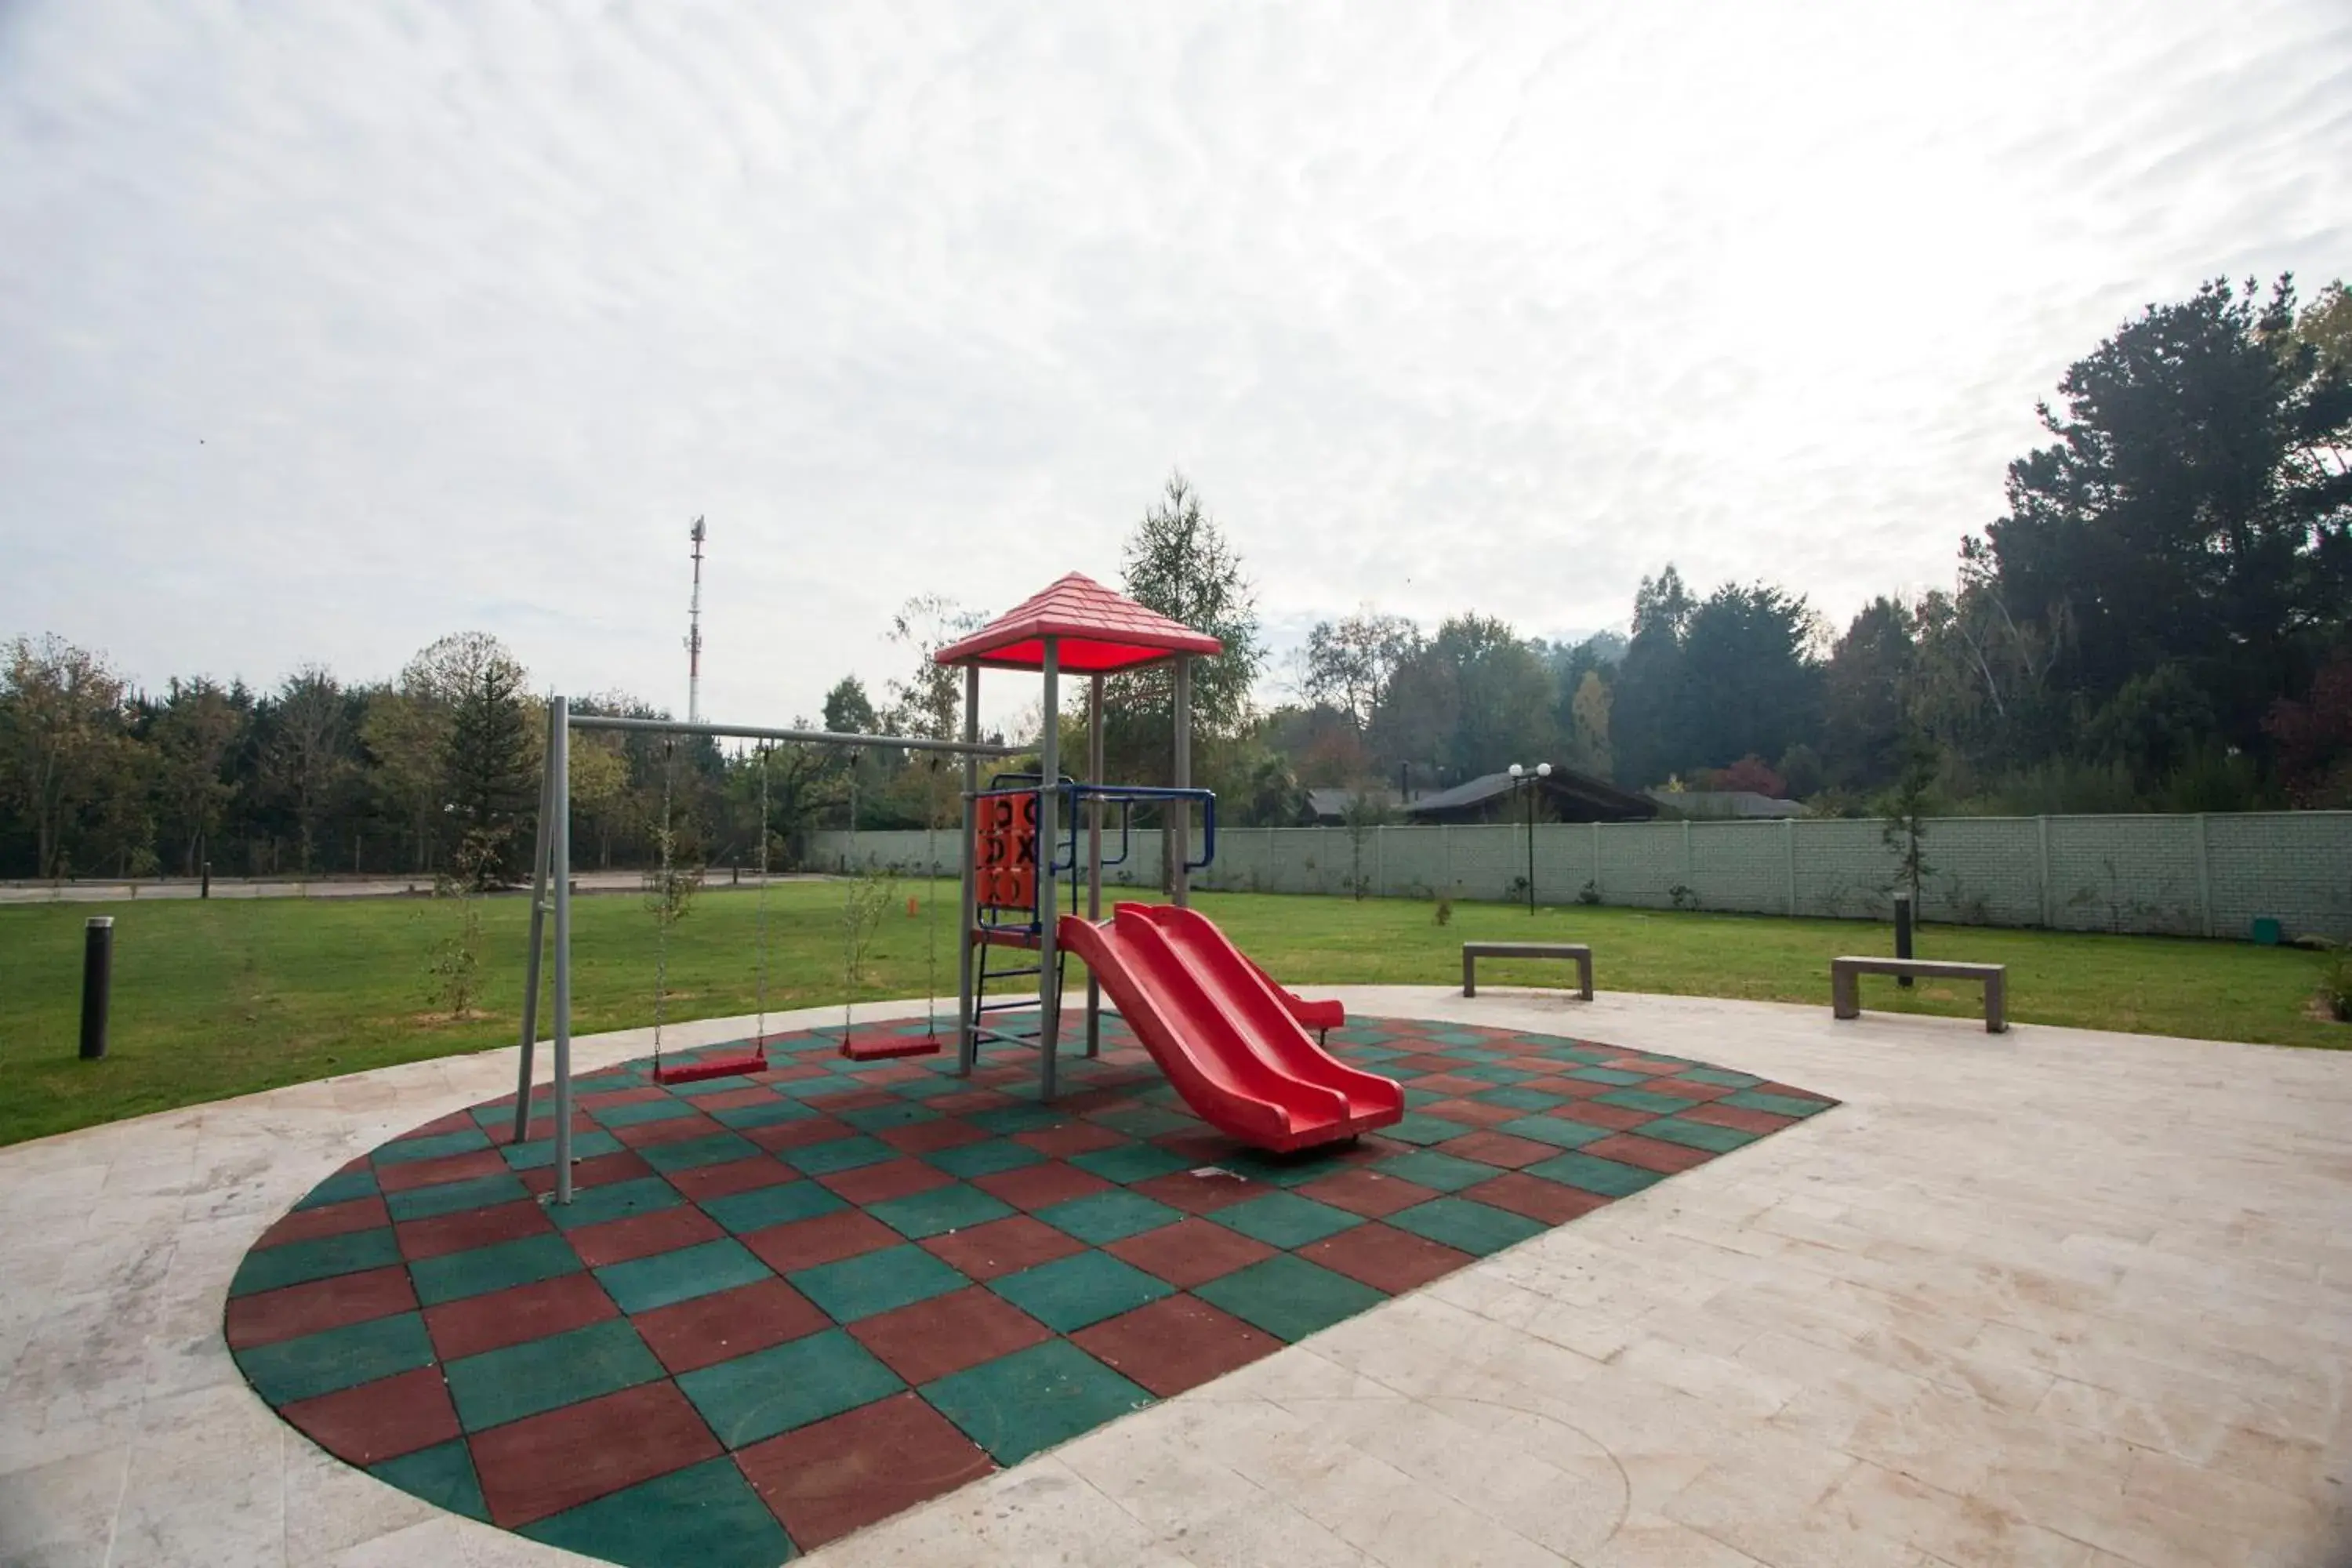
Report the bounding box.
[4,988,2351,1566]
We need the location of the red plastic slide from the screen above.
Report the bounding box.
[1056,904,1401,1152]
[1131,906,1347,1036]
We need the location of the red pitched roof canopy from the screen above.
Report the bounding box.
[933,572,1222,673]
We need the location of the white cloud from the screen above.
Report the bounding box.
[2,0,2347,732]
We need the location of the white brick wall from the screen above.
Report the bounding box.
[800,810,2352,941]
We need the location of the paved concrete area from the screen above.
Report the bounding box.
[3,987,2348,1566]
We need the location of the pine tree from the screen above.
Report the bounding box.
[441,654,535,887]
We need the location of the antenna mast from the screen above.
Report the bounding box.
[685,516,707,724]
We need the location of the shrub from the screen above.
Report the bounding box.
[1433,897,1453,927]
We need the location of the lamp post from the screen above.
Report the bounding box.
[1508,762,1550,913]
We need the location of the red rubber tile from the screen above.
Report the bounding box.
[281,1365,459,1465]
[690,1086,789,1112]
[1434,1131,1563,1169]
[1294,1167,1441,1219]
[423,1272,619,1363]
[225,1265,418,1351]
[396,1199,555,1262]
[611,1112,725,1149]
[566,1205,728,1269]
[633,1277,829,1377]
[1581,1132,1717,1174]
[915,1214,1085,1281]
[402,1110,477,1137]
[1407,1073,1496,1098]
[1298,1223,1473,1294]
[877,1119,993,1155]
[518,1149,655,1196]
[927,1090,1015,1114]
[1070,1294,1282,1397]
[1681,1103,1799,1134]
[666,1156,799,1203]
[735,1392,993,1550]
[1462,1173,1613,1225]
[743,1116,855,1153]
[848,1286,1051,1385]
[577,1085,670,1109]
[376,1148,511,1195]
[1105,1217,1276,1288]
[742,1210,899,1274]
[255,1196,390,1249]
[1421,1098,1522,1127]
[800,1087,898,1112]
[1014,1121,1131,1158]
[758,1062,833,1083]
[817,1157,954,1206]
[471,1381,723,1529]
[1647,1078,1738,1101]
[971,1160,1112,1211]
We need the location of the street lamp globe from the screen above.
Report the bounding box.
[1508,763,1524,779]
[1535,762,1552,779]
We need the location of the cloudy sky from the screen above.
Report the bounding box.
[5,2,2349,731]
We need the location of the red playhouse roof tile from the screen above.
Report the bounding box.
[933,572,1223,673]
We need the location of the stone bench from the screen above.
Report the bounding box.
[1831,956,2007,1033]
[1461,942,1594,1000]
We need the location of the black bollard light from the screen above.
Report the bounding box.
[1893,894,1915,988]
[80,916,114,1059]
[201,859,211,899]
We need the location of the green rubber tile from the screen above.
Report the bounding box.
[923,1138,1047,1178]
[1341,1044,1406,1060]
[1722,1090,1834,1117]
[784,1135,898,1176]
[294,1169,380,1210]
[1377,1113,1472,1147]
[1385,1197,1548,1257]
[869,1184,1017,1241]
[921,1339,1153,1467]
[1193,1255,1386,1343]
[838,1101,940,1132]
[384,1172,530,1223]
[237,1312,435,1406]
[705,1180,844,1233]
[1217,1149,1345,1189]
[546,1175,683,1232]
[673,1074,760,1097]
[1567,1068,1648,1087]
[595,1239,772,1315]
[637,1132,763,1173]
[891,1076,971,1102]
[368,1439,487,1521]
[500,1131,624,1171]
[1402,1088,1446,1109]
[709,1098,816,1129]
[1033,1190,1182,1246]
[1068,1143,1189,1185]
[1214,1192,1364,1248]
[677,1329,903,1447]
[1679,1068,1763,1089]
[1595,1089,1693,1116]
[593,1098,703,1128]
[966,1102,1064,1135]
[445,1319,662,1432]
[1456,1065,1536,1084]
[408,1232,584,1307]
[1089,1105,1196,1139]
[1522,1151,1664,1199]
[1494,1116,1609,1149]
[1431,1033,1490,1049]
[1475,1087,1566,1112]
[1638,1117,1761,1153]
[789,1244,968,1323]
[375,1128,493,1166]
[988,1250,1171,1333]
[521,1456,796,1567]
[230,1228,402,1297]
[1370,1150,1501,1194]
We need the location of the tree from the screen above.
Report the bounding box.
[0,636,132,877]
[1609,565,1694,787]
[436,642,535,887]
[1820,597,1917,790]
[823,677,881,738]
[2263,655,2352,807]
[1676,585,1822,775]
[359,686,449,873]
[885,597,986,741]
[263,668,358,873]
[1568,670,1613,778]
[1881,734,1937,912]
[149,677,245,876]
[1107,472,1266,780]
[1303,609,1420,732]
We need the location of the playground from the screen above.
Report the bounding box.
[4,573,2349,1566]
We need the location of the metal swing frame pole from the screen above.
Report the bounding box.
[510,703,561,1142]
[1085,671,1104,1057]
[1172,656,1192,909]
[1036,637,1062,1099]
[549,697,576,1205]
[955,666,982,1076]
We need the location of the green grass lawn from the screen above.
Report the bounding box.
[1,882,2341,1146]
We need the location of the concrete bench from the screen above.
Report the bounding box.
[1831,956,2007,1033]
[1461,942,1594,1000]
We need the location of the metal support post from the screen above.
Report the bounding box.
[1086,672,1104,1057]
[956,666,982,1075]
[78,916,113,1060]
[1037,640,1062,1098]
[550,697,575,1203]
[1893,894,1915,987]
[512,706,560,1141]
[1172,657,1192,908]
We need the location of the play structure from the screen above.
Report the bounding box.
[511,571,1399,1201]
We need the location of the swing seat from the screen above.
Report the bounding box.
[841,1033,943,1062]
[652,1046,769,1085]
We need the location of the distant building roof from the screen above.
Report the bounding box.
[1404,768,1657,823]
[1647,789,1808,818]
[1305,787,1403,822]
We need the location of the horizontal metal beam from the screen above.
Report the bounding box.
[564,710,1018,758]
